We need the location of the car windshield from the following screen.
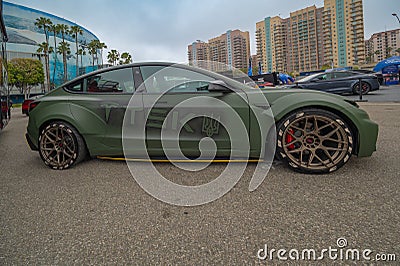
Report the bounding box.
[297,73,323,82]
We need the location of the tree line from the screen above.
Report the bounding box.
[32,16,133,91]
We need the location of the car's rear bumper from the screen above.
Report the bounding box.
[372,82,380,91]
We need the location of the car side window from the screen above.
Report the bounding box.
[335,72,351,78]
[140,65,215,93]
[67,81,83,92]
[85,67,135,93]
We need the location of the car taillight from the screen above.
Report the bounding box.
[29,101,40,112]
[1,101,8,112]
[22,100,32,108]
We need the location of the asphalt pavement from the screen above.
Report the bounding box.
[0,86,399,264]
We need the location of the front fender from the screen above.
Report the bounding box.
[269,92,378,156]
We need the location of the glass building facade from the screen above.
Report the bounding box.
[3,1,100,87]
[1,0,9,130]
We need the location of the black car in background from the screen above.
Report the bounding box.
[292,71,380,95]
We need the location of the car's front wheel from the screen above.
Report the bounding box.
[39,121,87,169]
[276,109,354,174]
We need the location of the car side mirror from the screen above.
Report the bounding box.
[208,80,231,92]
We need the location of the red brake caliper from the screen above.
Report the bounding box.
[286,128,295,150]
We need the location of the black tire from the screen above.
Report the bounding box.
[352,81,370,95]
[38,121,87,170]
[276,108,354,174]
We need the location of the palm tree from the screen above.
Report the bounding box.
[49,24,60,84]
[35,17,52,46]
[396,48,400,56]
[56,24,70,81]
[57,41,71,82]
[69,25,83,76]
[119,52,132,65]
[57,24,69,42]
[35,17,52,90]
[95,41,107,66]
[107,49,120,66]
[37,42,53,89]
[374,50,381,62]
[366,52,374,64]
[87,40,98,67]
[386,47,393,58]
[77,47,86,69]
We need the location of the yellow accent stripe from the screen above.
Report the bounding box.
[97,156,262,163]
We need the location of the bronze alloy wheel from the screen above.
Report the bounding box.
[276,109,353,173]
[39,121,86,169]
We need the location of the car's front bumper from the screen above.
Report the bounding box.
[355,113,378,157]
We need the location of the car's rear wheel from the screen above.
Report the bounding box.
[276,109,353,174]
[352,81,370,95]
[39,121,87,170]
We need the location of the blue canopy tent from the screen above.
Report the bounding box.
[373,56,400,85]
[373,56,400,72]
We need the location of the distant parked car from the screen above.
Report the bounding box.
[1,97,11,129]
[255,81,274,88]
[291,71,380,95]
[22,95,42,116]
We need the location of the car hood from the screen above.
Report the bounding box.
[243,86,354,109]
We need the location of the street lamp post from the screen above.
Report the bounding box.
[392,13,400,24]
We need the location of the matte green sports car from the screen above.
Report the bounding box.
[26,62,378,173]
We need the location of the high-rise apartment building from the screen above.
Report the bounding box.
[287,6,323,73]
[188,30,250,71]
[256,16,287,73]
[365,29,400,63]
[323,0,365,67]
[256,0,365,73]
[188,40,209,63]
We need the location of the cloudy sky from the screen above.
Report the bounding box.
[6,0,400,63]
